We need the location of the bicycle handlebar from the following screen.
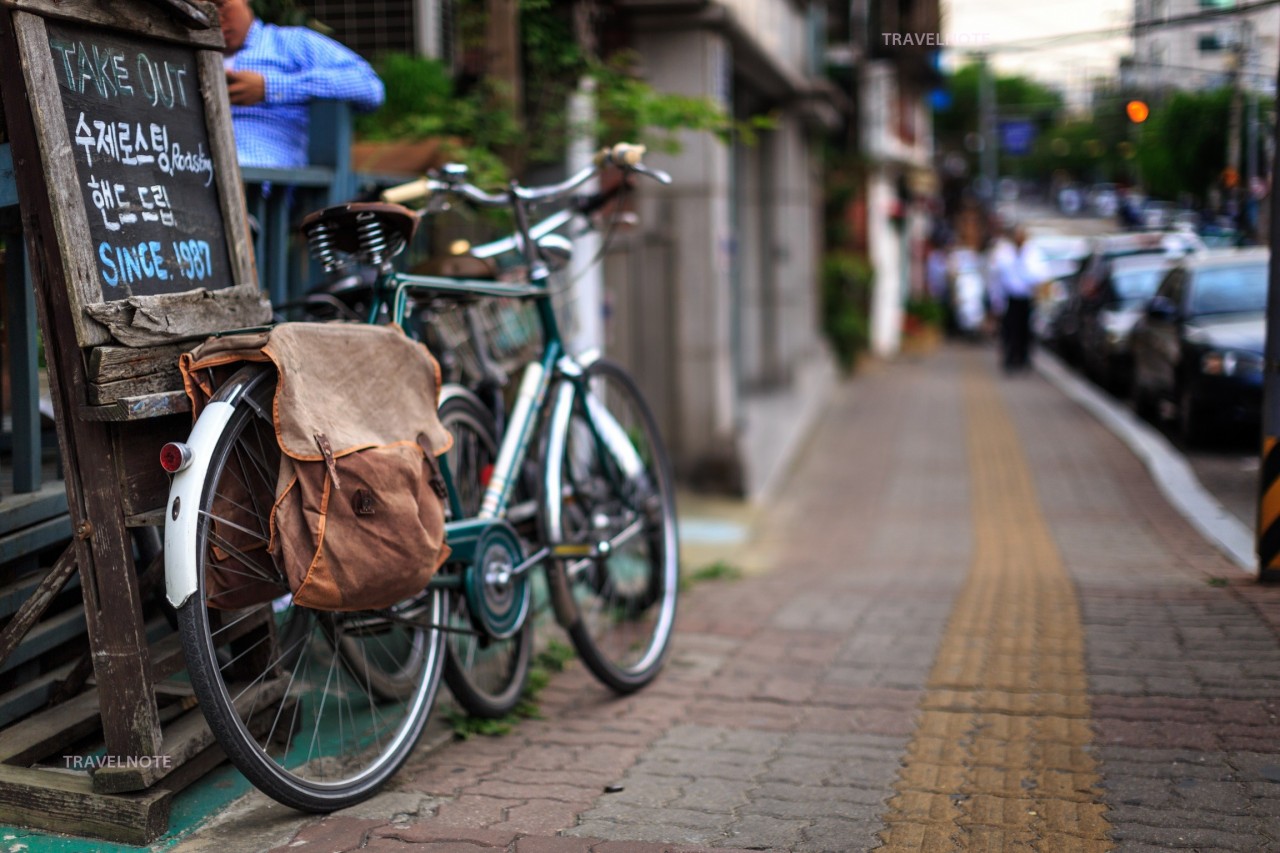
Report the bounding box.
[379,141,671,208]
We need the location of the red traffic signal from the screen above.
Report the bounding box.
[1126,100,1150,123]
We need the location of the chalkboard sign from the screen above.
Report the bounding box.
[46,20,232,299]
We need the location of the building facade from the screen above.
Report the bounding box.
[1131,0,1279,95]
[302,0,845,498]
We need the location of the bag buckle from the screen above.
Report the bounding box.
[417,433,449,500]
[315,432,342,489]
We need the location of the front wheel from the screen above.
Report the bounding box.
[543,359,679,693]
[175,366,446,812]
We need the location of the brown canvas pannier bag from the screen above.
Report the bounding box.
[180,322,453,611]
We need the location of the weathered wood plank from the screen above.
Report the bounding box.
[78,390,191,422]
[13,11,108,348]
[87,344,185,384]
[200,49,258,292]
[0,678,100,763]
[125,508,166,528]
[3,7,165,757]
[0,544,76,673]
[0,604,86,676]
[89,365,184,405]
[0,764,172,845]
[111,414,187,516]
[5,0,223,48]
[149,628,186,683]
[0,559,80,623]
[94,677,289,793]
[0,482,67,536]
[0,663,77,728]
[0,514,72,563]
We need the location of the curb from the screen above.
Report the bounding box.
[1034,350,1255,574]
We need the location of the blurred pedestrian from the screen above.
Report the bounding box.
[987,222,1047,373]
[214,0,384,169]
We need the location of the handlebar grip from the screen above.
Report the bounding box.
[381,178,432,205]
[609,142,646,167]
[595,142,648,169]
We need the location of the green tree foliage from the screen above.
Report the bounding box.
[1135,88,1231,204]
[933,63,1064,175]
[1022,119,1112,183]
[355,0,754,184]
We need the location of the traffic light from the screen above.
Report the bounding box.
[1126,100,1150,123]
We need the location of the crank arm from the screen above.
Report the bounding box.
[483,547,550,586]
[555,516,646,579]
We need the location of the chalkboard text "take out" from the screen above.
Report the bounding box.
[49,38,190,110]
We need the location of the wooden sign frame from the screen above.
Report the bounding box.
[8,0,262,348]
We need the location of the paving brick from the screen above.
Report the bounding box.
[514,837,597,853]
[721,814,809,849]
[576,802,730,832]
[565,820,721,845]
[369,825,520,847]
[796,816,886,852]
[274,817,383,851]
[432,795,521,829]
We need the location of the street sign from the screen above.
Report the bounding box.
[998,119,1035,156]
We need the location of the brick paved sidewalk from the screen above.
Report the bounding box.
[174,346,1280,852]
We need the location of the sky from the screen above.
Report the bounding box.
[943,0,1134,102]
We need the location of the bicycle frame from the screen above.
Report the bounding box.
[167,153,662,620]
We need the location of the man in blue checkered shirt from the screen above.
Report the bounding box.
[214,0,384,169]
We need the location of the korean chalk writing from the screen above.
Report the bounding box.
[47,21,232,299]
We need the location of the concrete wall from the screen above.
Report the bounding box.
[631,27,741,487]
[606,2,837,498]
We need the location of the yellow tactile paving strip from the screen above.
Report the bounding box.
[877,365,1113,851]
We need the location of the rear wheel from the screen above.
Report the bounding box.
[439,392,532,718]
[177,366,446,812]
[544,359,679,693]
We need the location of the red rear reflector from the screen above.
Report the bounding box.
[160,442,192,473]
[480,464,494,488]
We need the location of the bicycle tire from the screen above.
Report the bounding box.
[543,358,679,693]
[438,391,533,718]
[176,365,446,812]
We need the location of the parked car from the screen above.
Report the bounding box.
[1077,254,1174,395]
[1047,231,1202,363]
[1142,200,1176,230]
[1130,248,1268,444]
[1090,183,1119,218]
[1027,232,1089,344]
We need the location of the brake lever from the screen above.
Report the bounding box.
[631,163,673,185]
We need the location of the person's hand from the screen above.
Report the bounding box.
[226,69,266,106]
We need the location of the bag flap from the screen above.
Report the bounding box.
[262,323,452,461]
[179,329,274,419]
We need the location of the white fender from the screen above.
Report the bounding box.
[164,401,235,609]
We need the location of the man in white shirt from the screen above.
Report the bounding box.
[987,222,1048,372]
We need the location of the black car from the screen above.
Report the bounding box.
[1078,254,1174,395]
[1130,248,1268,444]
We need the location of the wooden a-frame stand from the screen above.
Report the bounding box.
[0,0,265,842]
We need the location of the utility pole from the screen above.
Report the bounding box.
[978,53,997,201]
[1227,21,1248,224]
[1257,19,1280,582]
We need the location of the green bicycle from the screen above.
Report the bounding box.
[162,143,680,811]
